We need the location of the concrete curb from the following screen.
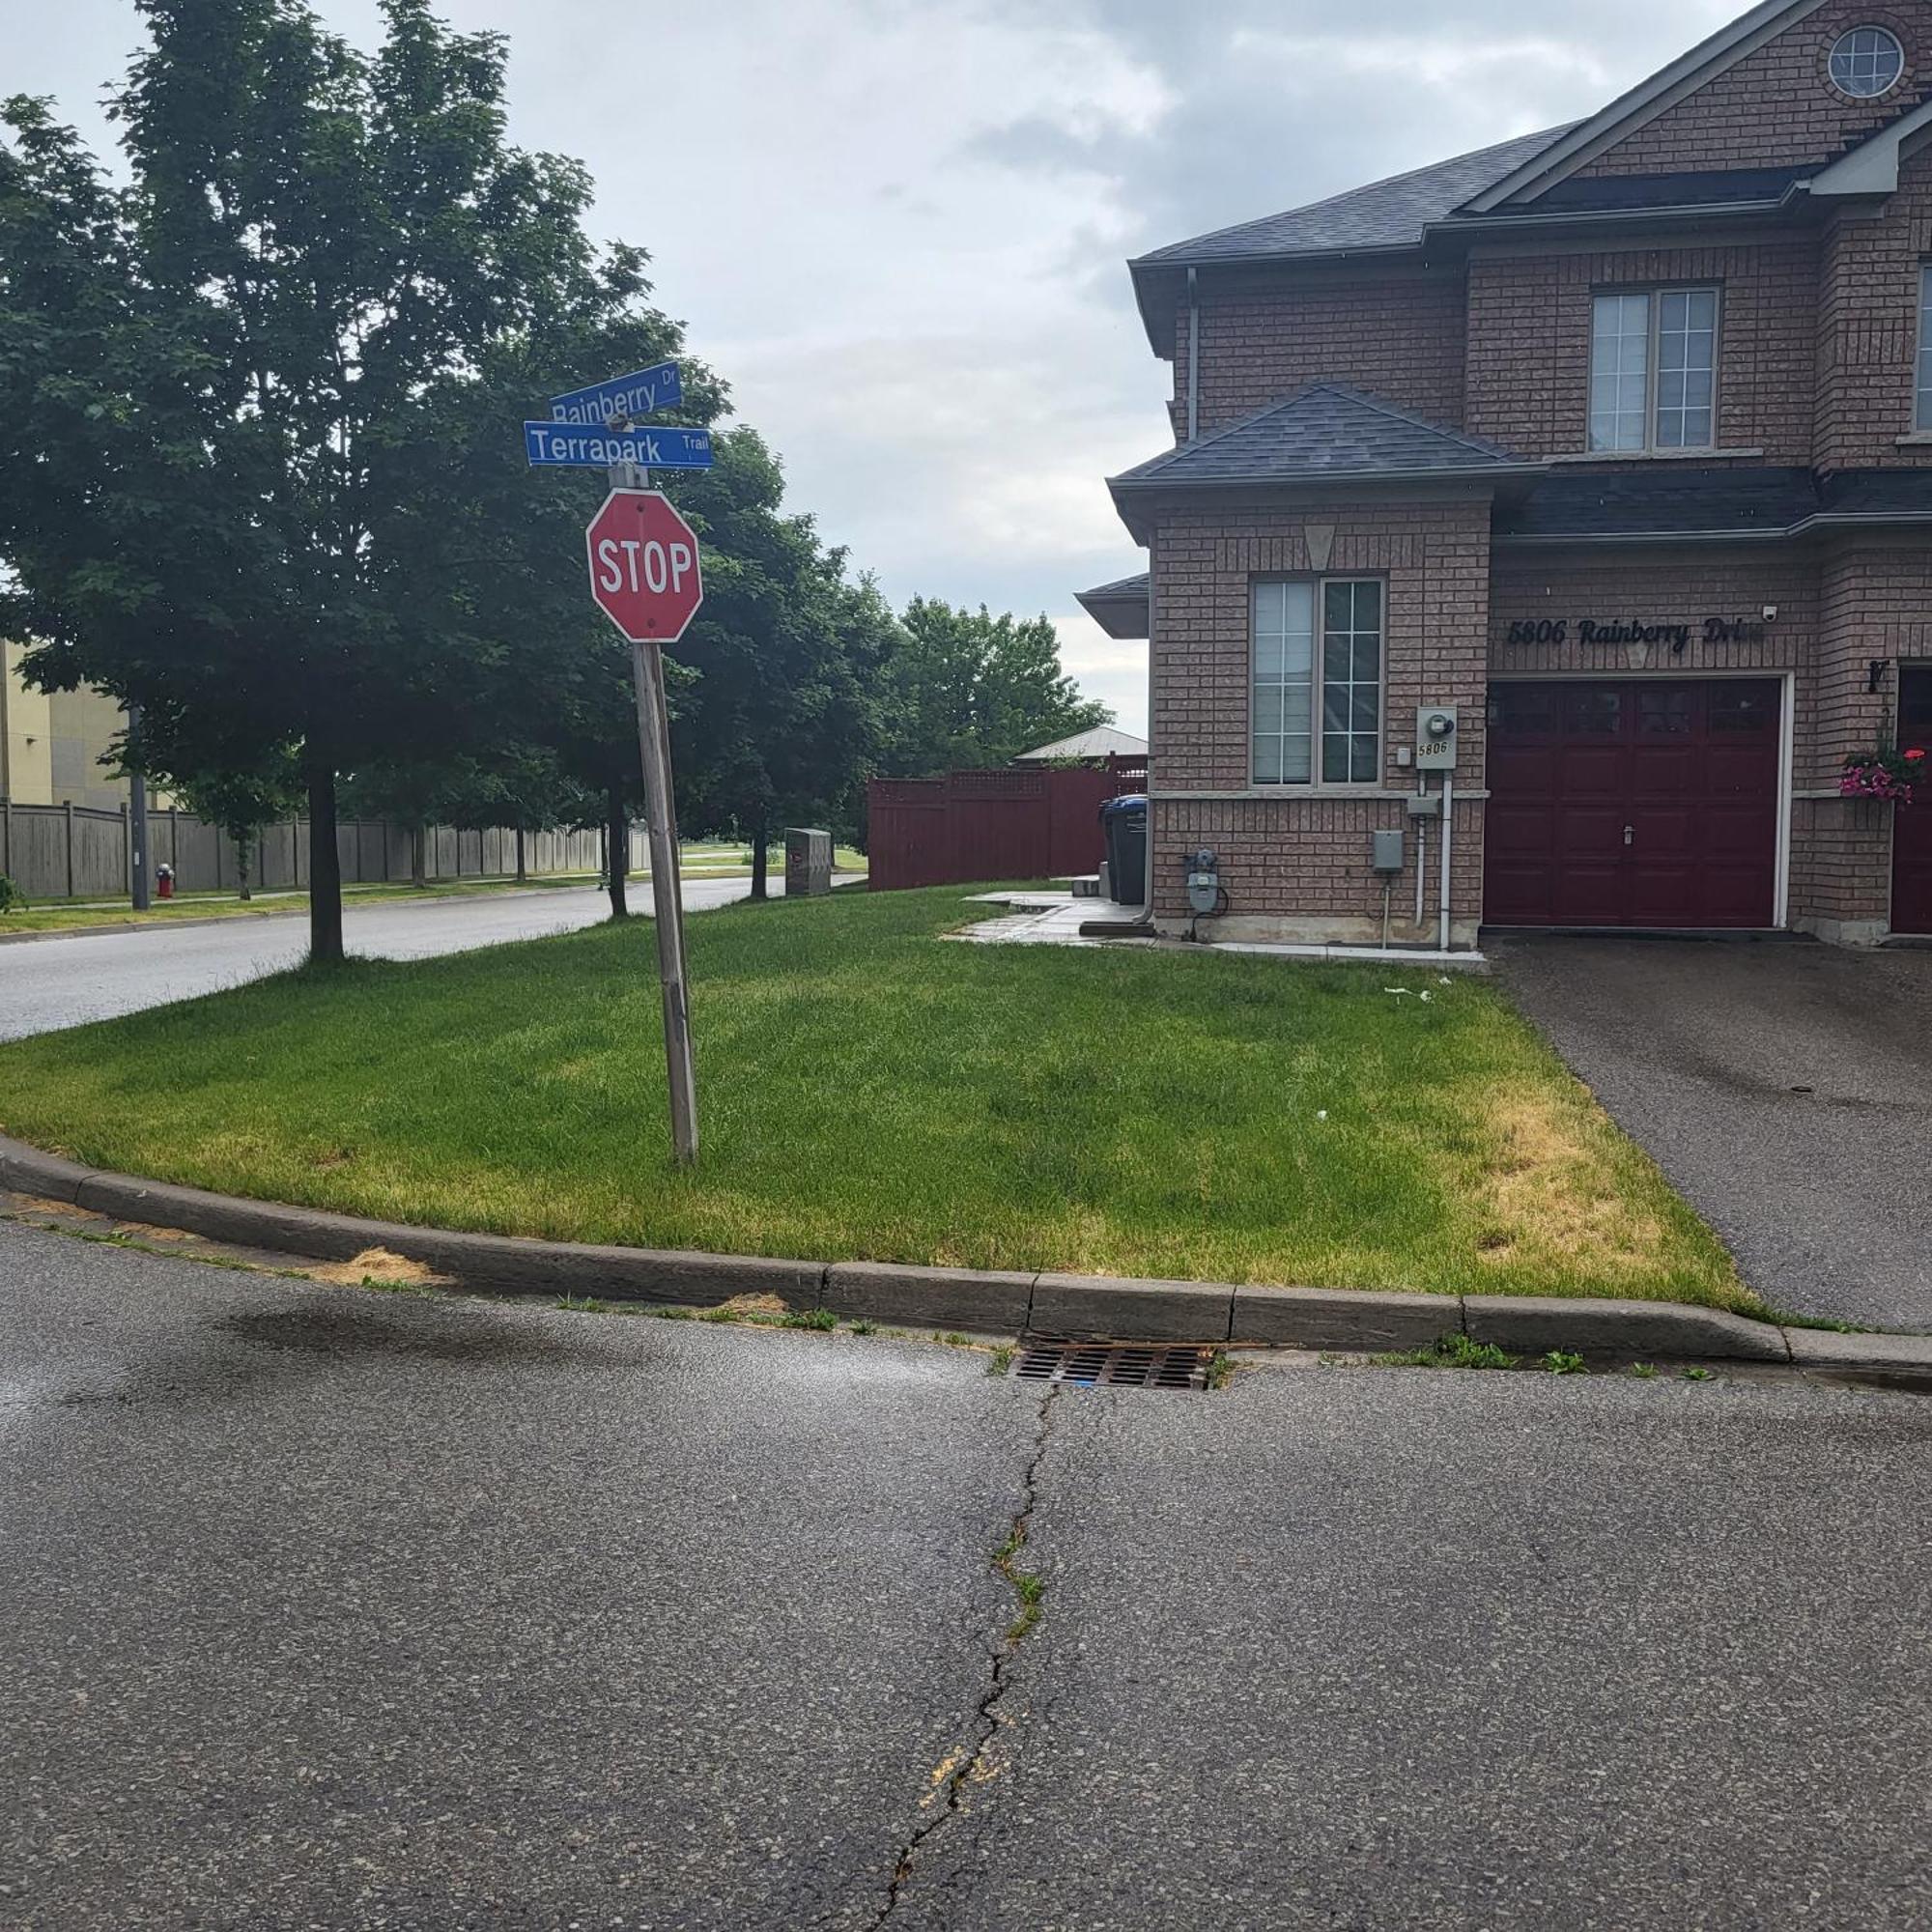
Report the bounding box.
[4,1134,1929,1369]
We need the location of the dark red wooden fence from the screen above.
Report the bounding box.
[867,758,1146,892]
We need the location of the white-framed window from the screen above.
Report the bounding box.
[1916,265,1932,431]
[1830,26,1905,99]
[1252,578,1383,787]
[1588,288,1719,452]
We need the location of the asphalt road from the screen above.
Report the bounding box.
[0,878,846,1041]
[1492,936,1932,1332]
[5,1220,1930,1930]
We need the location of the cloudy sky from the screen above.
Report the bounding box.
[14,0,1748,729]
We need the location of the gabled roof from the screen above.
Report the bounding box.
[1132,125,1573,270]
[1463,0,1829,211]
[1110,384,1539,496]
[1013,725,1149,763]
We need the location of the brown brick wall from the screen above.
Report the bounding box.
[1489,546,1822,768]
[1148,492,1492,936]
[1577,3,1928,177]
[1789,795,1894,928]
[1815,148,1932,468]
[1816,537,1932,763]
[1152,793,1484,945]
[1180,266,1467,438]
[1466,240,1820,461]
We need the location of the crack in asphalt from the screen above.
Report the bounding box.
[864,1383,1061,1927]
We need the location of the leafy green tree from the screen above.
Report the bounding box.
[168,753,303,901]
[881,599,1110,777]
[0,0,692,962]
[668,433,894,897]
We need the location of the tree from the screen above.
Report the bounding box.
[0,0,692,963]
[880,599,1110,777]
[169,753,302,902]
[668,433,894,898]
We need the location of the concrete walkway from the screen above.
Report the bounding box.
[1492,935,1932,1331]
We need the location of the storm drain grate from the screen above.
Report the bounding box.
[1015,1339,1213,1391]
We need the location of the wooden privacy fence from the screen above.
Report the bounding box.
[0,799,620,903]
[867,760,1146,892]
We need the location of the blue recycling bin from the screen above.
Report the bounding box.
[1100,795,1148,907]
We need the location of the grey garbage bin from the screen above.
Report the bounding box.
[1100,795,1148,907]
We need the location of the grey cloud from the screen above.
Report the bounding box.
[971,0,1741,251]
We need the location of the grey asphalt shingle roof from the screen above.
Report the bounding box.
[1110,384,1536,490]
[1075,572,1155,601]
[1132,125,1575,267]
[1501,467,1932,540]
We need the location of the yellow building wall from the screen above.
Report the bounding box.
[3,643,172,810]
[2,640,54,805]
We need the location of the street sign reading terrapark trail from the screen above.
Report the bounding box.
[585,489,705,644]
[525,421,714,469]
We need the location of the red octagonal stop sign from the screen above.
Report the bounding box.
[585,489,704,644]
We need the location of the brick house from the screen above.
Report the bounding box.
[1079,0,1932,950]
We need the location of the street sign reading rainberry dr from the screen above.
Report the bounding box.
[585,489,705,644]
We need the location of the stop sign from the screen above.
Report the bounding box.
[584,489,704,643]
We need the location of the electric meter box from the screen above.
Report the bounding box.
[1371,829,1406,874]
[1415,704,1460,772]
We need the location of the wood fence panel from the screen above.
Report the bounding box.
[867,764,1135,892]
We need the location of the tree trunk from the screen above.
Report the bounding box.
[412,822,429,890]
[306,760,344,964]
[514,825,526,884]
[236,834,253,902]
[750,813,770,901]
[606,785,629,920]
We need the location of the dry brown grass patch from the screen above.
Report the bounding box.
[1475,1082,1666,1276]
[308,1246,450,1288]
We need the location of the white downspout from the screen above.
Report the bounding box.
[1414,777,1428,933]
[1437,772,1455,953]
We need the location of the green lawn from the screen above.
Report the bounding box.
[0,886,1749,1310]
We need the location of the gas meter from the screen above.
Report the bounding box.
[1415,704,1460,772]
[1185,850,1222,917]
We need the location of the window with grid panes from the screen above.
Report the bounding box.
[1589,290,1717,452]
[1252,579,1382,786]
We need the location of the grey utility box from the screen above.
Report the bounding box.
[784,828,834,897]
[1371,829,1406,875]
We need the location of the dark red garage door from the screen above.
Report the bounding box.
[1893,668,1932,936]
[1486,680,1781,929]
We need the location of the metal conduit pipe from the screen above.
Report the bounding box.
[1438,772,1455,953]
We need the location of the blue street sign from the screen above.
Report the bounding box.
[524,422,715,470]
[548,361,683,427]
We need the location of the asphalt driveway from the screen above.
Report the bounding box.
[1492,935,1932,1331]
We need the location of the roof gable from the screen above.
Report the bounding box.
[1110,384,1537,494]
[1462,0,1932,210]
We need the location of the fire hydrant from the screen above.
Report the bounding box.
[156,863,175,900]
